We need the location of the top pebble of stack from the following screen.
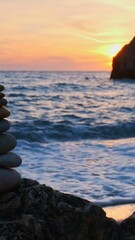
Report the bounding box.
[0,85,4,91]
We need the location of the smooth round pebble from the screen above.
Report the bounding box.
[0,107,10,119]
[0,92,5,98]
[0,153,22,168]
[0,85,4,92]
[0,98,8,107]
[0,119,11,133]
[0,168,21,193]
[0,133,17,154]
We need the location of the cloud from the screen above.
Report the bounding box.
[0,0,134,70]
[71,33,106,43]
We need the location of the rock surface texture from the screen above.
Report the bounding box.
[0,178,134,240]
[110,36,135,79]
[0,85,22,193]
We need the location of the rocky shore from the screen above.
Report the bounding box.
[0,178,135,240]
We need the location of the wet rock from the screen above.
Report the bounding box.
[0,119,11,133]
[0,85,4,91]
[0,178,134,239]
[0,168,21,193]
[0,92,5,98]
[119,212,135,240]
[0,98,8,107]
[0,152,22,168]
[0,133,17,154]
[0,107,10,119]
[110,36,135,79]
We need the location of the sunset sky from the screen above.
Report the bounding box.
[0,0,134,71]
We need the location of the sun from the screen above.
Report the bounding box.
[106,44,122,57]
[97,44,123,58]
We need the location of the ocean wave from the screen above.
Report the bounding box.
[10,119,135,142]
[2,71,135,205]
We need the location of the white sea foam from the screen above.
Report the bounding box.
[14,138,135,206]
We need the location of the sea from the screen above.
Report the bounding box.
[1,71,135,207]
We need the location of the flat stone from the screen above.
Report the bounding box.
[0,152,22,168]
[0,168,21,193]
[0,85,4,92]
[0,133,17,154]
[0,119,11,133]
[0,93,5,99]
[0,98,8,107]
[0,107,10,119]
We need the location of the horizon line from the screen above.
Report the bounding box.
[0,70,111,72]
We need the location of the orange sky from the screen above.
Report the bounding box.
[0,0,134,71]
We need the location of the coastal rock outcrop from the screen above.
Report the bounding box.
[0,178,135,240]
[110,36,135,79]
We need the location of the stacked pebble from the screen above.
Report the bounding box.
[0,85,22,193]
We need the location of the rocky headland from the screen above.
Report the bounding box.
[110,36,135,79]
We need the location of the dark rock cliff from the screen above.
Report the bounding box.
[110,37,135,79]
[0,178,135,240]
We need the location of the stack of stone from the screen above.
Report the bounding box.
[0,85,22,193]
